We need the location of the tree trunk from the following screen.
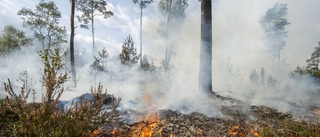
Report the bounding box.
[139,3,143,66]
[199,0,212,94]
[70,0,76,86]
[91,1,95,51]
[165,0,172,68]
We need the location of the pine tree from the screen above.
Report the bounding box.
[0,25,32,54]
[76,0,113,49]
[132,0,153,66]
[91,47,108,74]
[119,35,140,65]
[158,0,188,67]
[259,3,290,66]
[18,0,67,49]
[306,42,320,74]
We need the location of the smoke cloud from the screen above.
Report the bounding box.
[0,0,320,117]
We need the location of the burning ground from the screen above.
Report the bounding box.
[75,91,320,137]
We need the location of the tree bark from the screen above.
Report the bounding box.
[91,0,96,51]
[70,0,76,86]
[165,0,172,68]
[139,2,143,66]
[199,0,212,94]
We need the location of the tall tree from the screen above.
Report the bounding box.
[70,0,76,85]
[158,0,188,68]
[18,0,67,49]
[132,0,153,66]
[259,3,290,66]
[0,25,32,54]
[76,0,113,50]
[119,35,140,65]
[199,0,212,94]
[306,42,320,74]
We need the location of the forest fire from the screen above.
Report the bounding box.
[1,0,320,136]
[130,89,162,137]
[110,90,163,137]
[227,125,261,137]
[131,113,162,137]
[250,129,260,137]
[227,126,243,136]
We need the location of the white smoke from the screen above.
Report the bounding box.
[0,0,320,117]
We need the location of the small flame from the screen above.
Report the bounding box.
[91,128,104,137]
[170,133,174,137]
[197,129,202,137]
[250,129,260,137]
[228,126,239,135]
[111,127,117,135]
[132,117,162,137]
[131,90,163,137]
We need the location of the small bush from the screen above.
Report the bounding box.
[0,47,121,137]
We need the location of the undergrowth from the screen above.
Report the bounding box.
[0,47,121,137]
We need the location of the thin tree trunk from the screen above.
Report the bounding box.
[91,2,95,51]
[199,0,212,94]
[139,3,143,66]
[70,0,76,86]
[165,0,172,68]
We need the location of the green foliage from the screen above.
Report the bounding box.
[306,42,320,74]
[0,45,121,136]
[141,55,156,71]
[17,0,67,49]
[133,0,153,9]
[76,0,113,29]
[119,35,140,65]
[38,47,68,104]
[18,71,35,100]
[90,47,108,74]
[290,65,305,80]
[0,25,32,54]
[1,80,120,137]
[259,3,290,64]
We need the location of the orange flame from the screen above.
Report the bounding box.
[250,129,260,137]
[132,112,162,137]
[91,128,104,137]
[197,129,202,137]
[111,127,117,135]
[131,90,162,137]
[228,126,239,135]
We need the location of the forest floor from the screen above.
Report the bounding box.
[94,94,320,137]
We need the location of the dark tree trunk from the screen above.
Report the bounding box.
[70,0,76,86]
[199,0,212,94]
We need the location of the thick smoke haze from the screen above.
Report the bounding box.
[0,0,320,117]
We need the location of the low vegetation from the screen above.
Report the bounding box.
[0,46,121,137]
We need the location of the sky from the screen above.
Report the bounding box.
[0,0,320,116]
